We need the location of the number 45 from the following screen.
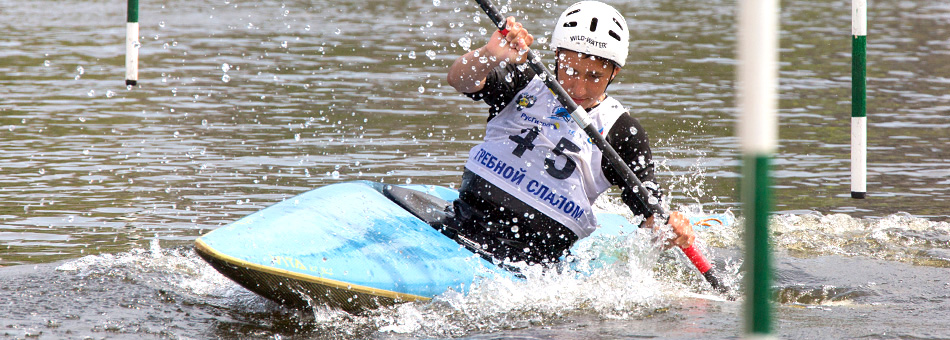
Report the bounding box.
[508,127,579,180]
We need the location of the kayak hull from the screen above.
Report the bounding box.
[195,180,726,312]
[194,181,513,312]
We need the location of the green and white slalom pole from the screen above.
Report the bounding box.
[738,0,778,337]
[851,0,867,199]
[126,0,139,86]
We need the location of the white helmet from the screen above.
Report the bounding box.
[551,1,629,67]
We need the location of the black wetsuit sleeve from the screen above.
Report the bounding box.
[602,113,663,219]
[463,63,536,121]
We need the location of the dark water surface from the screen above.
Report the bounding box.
[1,0,949,338]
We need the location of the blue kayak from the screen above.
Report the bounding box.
[194,180,726,312]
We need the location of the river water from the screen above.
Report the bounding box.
[1,0,949,338]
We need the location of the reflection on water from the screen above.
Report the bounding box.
[0,0,949,337]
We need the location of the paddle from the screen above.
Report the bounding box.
[472,0,728,294]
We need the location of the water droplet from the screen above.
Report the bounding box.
[458,37,472,50]
[511,226,519,233]
[334,28,341,35]
[221,63,231,72]
[201,119,208,126]
[38,169,46,175]
[294,133,301,141]
[82,149,90,155]
[106,90,116,98]
[408,51,416,59]
[331,170,340,179]
[159,21,165,28]
[76,66,84,75]
[425,50,436,60]
[417,86,425,93]
[87,90,95,97]
[478,56,488,64]
[305,24,311,31]
[405,178,412,184]
[432,0,440,6]
[132,41,141,49]
[629,126,638,135]
[221,74,230,82]
[281,41,288,48]
[43,60,50,67]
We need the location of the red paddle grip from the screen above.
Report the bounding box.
[498,28,509,36]
[681,245,712,274]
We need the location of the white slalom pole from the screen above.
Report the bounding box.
[126,0,139,86]
[851,0,867,198]
[738,0,778,337]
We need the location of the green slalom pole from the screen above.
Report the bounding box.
[126,0,139,86]
[851,0,867,199]
[738,0,778,337]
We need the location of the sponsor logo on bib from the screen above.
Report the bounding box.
[516,93,536,111]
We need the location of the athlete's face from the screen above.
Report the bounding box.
[556,50,620,109]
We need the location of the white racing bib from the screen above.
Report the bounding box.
[465,76,626,238]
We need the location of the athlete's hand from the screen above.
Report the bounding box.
[667,211,695,249]
[644,211,695,249]
[484,16,534,64]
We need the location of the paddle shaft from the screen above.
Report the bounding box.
[473,0,726,294]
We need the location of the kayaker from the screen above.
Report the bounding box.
[445,1,694,265]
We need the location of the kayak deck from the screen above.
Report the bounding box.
[194,181,511,313]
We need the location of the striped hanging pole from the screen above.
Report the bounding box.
[126,0,139,86]
[851,0,867,199]
[738,0,778,337]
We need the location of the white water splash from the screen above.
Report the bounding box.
[365,223,717,337]
[56,239,273,311]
